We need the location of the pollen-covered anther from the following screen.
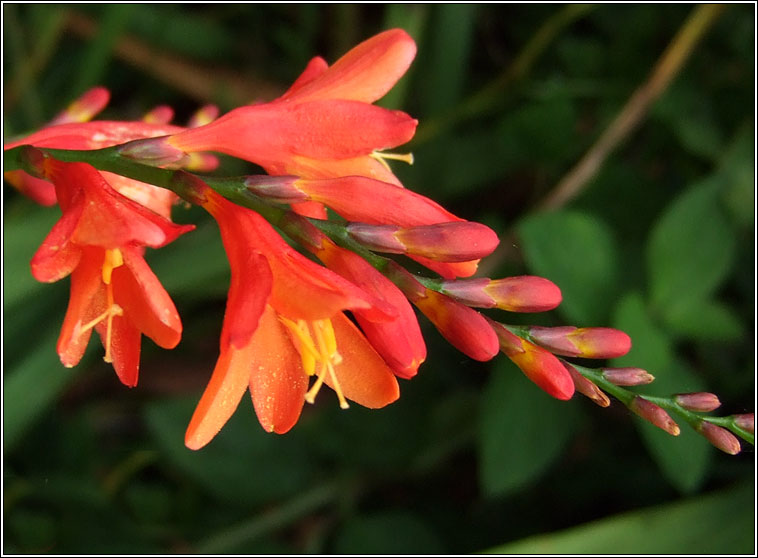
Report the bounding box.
[280,317,348,409]
[370,149,414,171]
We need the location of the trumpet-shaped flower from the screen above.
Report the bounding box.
[30,158,193,386]
[163,29,417,191]
[184,186,400,449]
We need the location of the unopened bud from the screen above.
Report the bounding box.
[118,136,189,168]
[49,86,110,125]
[733,413,754,434]
[529,326,631,358]
[674,392,721,412]
[17,145,48,178]
[697,421,741,455]
[244,175,307,203]
[629,397,680,436]
[489,320,575,400]
[440,275,562,312]
[142,105,175,124]
[188,104,219,128]
[565,364,610,407]
[602,367,655,386]
[168,170,209,205]
[185,152,220,172]
[412,289,499,362]
[347,221,498,262]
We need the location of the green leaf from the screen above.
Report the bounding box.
[419,4,477,116]
[652,79,724,161]
[334,512,446,554]
[517,210,619,324]
[647,177,736,319]
[484,483,754,554]
[718,124,755,228]
[478,358,580,498]
[612,292,711,494]
[663,297,744,342]
[3,200,60,309]
[379,4,428,110]
[3,327,86,450]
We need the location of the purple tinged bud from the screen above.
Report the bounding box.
[117,136,189,168]
[17,145,48,178]
[674,392,721,412]
[346,223,407,253]
[602,367,655,386]
[439,278,495,307]
[439,275,562,312]
[734,413,754,434]
[244,175,306,203]
[698,421,741,455]
[347,222,498,262]
[394,222,499,262]
[168,171,210,206]
[528,326,631,358]
[484,276,562,312]
[565,364,610,407]
[630,397,680,436]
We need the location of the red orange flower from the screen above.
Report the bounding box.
[30,158,192,386]
[165,29,418,189]
[185,186,400,449]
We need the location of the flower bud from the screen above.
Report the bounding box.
[602,367,655,386]
[49,86,110,125]
[187,104,220,128]
[529,326,631,359]
[674,392,721,412]
[489,320,575,400]
[733,413,754,434]
[244,174,307,203]
[565,364,610,407]
[185,152,220,173]
[629,397,680,436]
[347,221,498,262]
[17,145,48,178]
[440,275,562,312]
[697,421,741,455]
[142,105,174,125]
[411,289,499,362]
[117,136,189,168]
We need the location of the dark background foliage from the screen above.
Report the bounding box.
[3,4,754,554]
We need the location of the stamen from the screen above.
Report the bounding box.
[102,248,124,284]
[370,150,414,172]
[281,316,348,409]
[279,317,319,375]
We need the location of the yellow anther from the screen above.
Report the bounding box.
[102,248,124,284]
[280,316,348,409]
[370,150,414,172]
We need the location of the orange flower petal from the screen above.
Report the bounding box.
[30,191,85,282]
[280,29,416,104]
[281,56,329,98]
[325,313,400,408]
[56,248,105,368]
[248,305,309,434]
[100,313,141,387]
[112,248,183,349]
[184,339,257,450]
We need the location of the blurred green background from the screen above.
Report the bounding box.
[3,4,754,554]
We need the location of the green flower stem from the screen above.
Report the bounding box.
[3,144,444,294]
[569,361,754,446]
